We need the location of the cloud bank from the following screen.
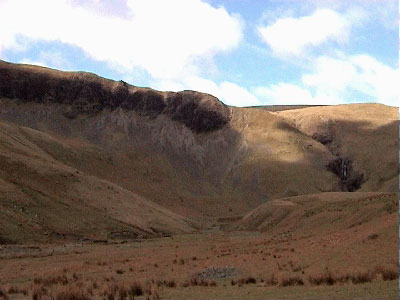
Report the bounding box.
[0,0,397,107]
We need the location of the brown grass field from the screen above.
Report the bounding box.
[0,227,398,300]
[0,192,398,300]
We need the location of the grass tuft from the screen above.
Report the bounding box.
[0,287,9,300]
[127,282,143,298]
[280,276,304,287]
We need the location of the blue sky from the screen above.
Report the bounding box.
[0,0,398,107]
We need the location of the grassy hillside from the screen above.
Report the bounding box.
[0,121,197,243]
[0,60,398,242]
[233,192,398,287]
[235,192,397,234]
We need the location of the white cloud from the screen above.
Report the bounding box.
[302,54,399,106]
[254,82,343,105]
[302,55,357,94]
[307,0,397,30]
[255,83,316,105]
[217,81,260,107]
[18,59,51,68]
[256,53,399,107]
[351,55,398,106]
[0,0,253,107]
[257,8,364,58]
[155,75,260,107]
[0,0,242,80]
[37,51,73,70]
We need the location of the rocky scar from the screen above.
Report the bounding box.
[326,157,364,192]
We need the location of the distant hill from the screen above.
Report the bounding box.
[245,104,328,112]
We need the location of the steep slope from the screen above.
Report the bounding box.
[0,121,196,244]
[0,60,397,226]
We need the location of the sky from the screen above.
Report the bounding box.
[0,0,398,107]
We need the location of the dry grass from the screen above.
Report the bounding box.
[31,284,91,300]
[264,273,279,286]
[127,282,143,298]
[374,266,398,281]
[33,275,69,286]
[165,280,177,288]
[4,285,28,296]
[180,278,217,288]
[231,277,257,287]
[0,264,397,300]
[307,270,336,286]
[53,287,91,300]
[28,274,163,300]
[280,276,304,287]
[117,286,127,300]
[31,285,47,300]
[102,283,118,300]
[367,233,379,240]
[0,287,9,300]
[100,283,145,300]
[238,277,257,286]
[0,222,396,300]
[307,266,399,286]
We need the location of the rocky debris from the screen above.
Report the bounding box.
[0,60,230,133]
[0,245,43,259]
[192,266,236,279]
[326,157,364,192]
[0,244,88,259]
[107,230,147,240]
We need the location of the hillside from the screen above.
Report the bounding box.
[0,120,197,243]
[0,60,398,243]
[275,104,398,192]
[234,192,398,275]
[235,192,397,234]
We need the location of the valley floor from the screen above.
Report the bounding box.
[0,228,397,300]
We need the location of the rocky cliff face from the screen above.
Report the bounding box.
[0,60,230,133]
